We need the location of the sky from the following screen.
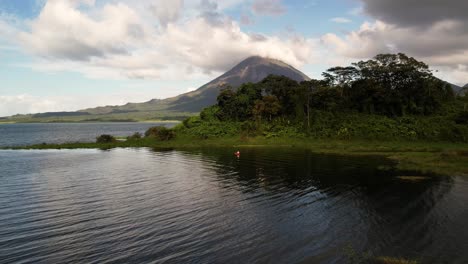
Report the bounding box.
[0,0,467,116]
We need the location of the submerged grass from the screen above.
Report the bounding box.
[4,135,468,177]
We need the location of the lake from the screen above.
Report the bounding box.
[0,122,177,147]
[1,147,467,263]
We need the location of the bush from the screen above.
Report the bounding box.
[96,134,117,143]
[455,111,468,125]
[200,105,221,121]
[145,126,176,141]
[127,132,142,140]
[183,116,202,128]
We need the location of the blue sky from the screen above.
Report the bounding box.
[0,0,466,116]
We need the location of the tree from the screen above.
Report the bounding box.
[300,80,324,129]
[323,66,359,87]
[217,87,237,120]
[262,95,281,121]
[96,134,117,143]
[252,99,265,125]
[261,75,300,116]
[145,126,175,141]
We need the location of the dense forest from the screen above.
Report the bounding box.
[176,53,468,142]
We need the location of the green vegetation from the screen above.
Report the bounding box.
[5,53,468,176]
[180,53,465,142]
[96,134,117,143]
[127,132,143,140]
[144,126,175,141]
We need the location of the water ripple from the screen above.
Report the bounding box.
[0,148,467,263]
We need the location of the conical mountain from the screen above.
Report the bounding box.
[161,56,310,112]
[84,56,311,115]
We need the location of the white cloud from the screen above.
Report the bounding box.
[186,87,196,92]
[433,65,468,87]
[3,0,315,81]
[0,94,71,116]
[150,0,184,27]
[321,20,468,85]
[321,21,391,59]
[0,92,168,117]
[330,17,352,24]
[19,0,147,61]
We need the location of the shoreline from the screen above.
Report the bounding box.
[0,120,182,125]
[3,137,468,177]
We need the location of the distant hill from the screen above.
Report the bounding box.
[443,81,468,96]
[446,82,462,93]
[3,56,310,122]
[460,83,468,96]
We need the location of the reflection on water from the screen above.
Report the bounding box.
[0,148,467,263]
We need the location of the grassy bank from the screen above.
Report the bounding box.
[5,135,468,176]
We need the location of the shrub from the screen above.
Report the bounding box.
[127,132,142,140]
[200,105,221,121]
[455,111,468,125]
[183,116,202,128]
[145,126,176,141]
[96,134,117,143]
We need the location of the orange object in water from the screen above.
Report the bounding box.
[234,151,240,156]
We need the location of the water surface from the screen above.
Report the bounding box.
[0,122,177,147]
[1,148,467,263]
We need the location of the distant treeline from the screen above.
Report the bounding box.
[33,112,91,118]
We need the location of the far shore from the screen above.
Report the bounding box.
[0,120,182,124]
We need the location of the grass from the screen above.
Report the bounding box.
[4,135,468,176]
[372,256,418,264]
[396,176,430,182]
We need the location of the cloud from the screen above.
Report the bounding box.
[150,0,184,27]
[161,17,314,73]
[252,0,286,16]
[0,92,167,117]
[1,0,315,81]
[361,0,468,28]
[0,94,71,116]
[320,0,468,85]
[18,0,147,61]
[197,0,225,26]
[322,20,468,85]
[330,17,352,24]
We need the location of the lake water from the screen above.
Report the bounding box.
[1,147,467,263]
[0,123,177,147]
